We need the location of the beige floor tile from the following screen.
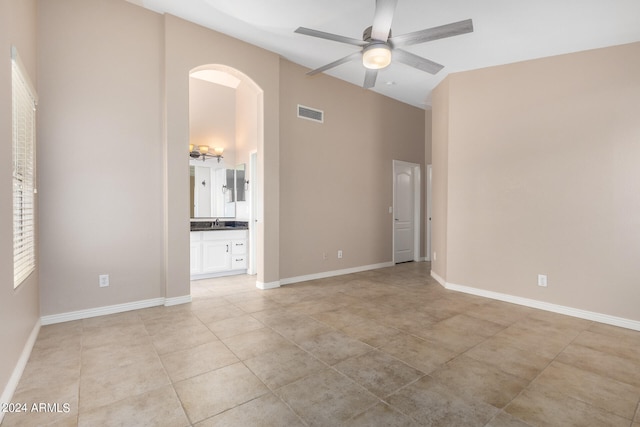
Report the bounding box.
[193,303,246,324]
[298,330,373,365]
[267,315,334,343]
[174,362,268,424]
[465,300,534,326]
[33,322,83,352]
[386,375,499,426]
[1,411,78,427]
[485,411,532,427]
[341,319,403,348]
[150,322,218,355]
[81,342,158,376]
[530,361,640,419]
[380,333,458,374]
[494,322,575,359]
[345,402,420,427]
[505,387,630,427]
[79,354,170,412]
[311,307,370,330]
[4,382,79,427]
[588,322,640,340]
[81,323,151,350]
[380,309,438,335]
[205,314,264,339]
[244,345,326,389]
[464,335,552,381]
[572,329,640,361]
[286,297,347,315]
[189,296,235,312]
[220,328,293,360]
[77,385,188,427]
[194,392,304,427]
[229,297,282,313]
[160,340,239,383]
[276,369,379,426]
[430,355,529,408]
[82,311,142,331]
[419,314,504,353]
[142,313,204,336]
[16,349,80,391]
[526,309,593,332]
[10,264,640,427]
[557,343,640,388]
[334,350,424,398]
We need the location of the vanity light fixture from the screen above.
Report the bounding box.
[189,144,224,163]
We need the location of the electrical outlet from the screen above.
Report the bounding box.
[322,252,327,260]
[337,250,343,259]
[433,252,437,261]
[537,274,547,287]
[99,274,109,287]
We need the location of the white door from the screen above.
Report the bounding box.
[394,162,415,263]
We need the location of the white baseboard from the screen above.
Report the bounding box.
[280,262,395,286]
[256,280,281,290]
[430,270,446,287]
[40,295,191,326]
[165,295,192,306]
[431,271,640,332]
[1,319,40,422]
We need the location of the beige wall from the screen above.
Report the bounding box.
[431,78,449,279]
[38,0,165,314]
[279,60,425,279]
[0,0,40,405]
[189,78,236,165]
[35,0,282,313]
[432,42,640,321]
[163,14,280,288]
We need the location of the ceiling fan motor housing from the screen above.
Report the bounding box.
[363,26,392,42]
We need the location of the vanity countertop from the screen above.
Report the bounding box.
[190,221,249,231]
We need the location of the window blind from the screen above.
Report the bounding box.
[12,47,37,288]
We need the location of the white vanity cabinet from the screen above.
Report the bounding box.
[190,229,248,279]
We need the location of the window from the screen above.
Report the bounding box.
[12,46,37,288]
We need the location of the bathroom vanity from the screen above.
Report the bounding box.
[190,221,249,279]
[189,160,250,280]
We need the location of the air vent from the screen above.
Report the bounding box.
[297,104,324,123]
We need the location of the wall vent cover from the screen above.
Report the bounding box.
[297,104,324,123]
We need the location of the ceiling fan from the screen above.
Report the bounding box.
[294,0,473,88]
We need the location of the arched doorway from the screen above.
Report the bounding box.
[188,64,264,286]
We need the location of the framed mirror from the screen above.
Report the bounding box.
[190,164,236,218]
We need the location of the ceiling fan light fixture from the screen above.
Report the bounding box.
[362,43,391,70]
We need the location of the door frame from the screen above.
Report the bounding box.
[426,164,432,262]
[248,150,258,275]
[392,160,421,264]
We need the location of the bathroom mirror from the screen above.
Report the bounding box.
[190,164,236,218]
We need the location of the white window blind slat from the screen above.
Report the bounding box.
[12,46,37,288]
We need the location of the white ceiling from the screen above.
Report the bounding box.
[127,0,640,109]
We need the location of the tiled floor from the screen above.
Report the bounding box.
[3,262,640,426]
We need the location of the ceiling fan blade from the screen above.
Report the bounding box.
[363,69,378,88]
[390,19,474,47]
[295,27,367,47]
[393,49,444,75]
[307,51,362,76]
[371,0,398,41]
